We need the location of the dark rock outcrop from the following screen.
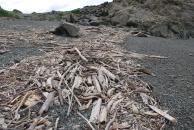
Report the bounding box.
[27,0,194,39]
[80,2,110,17]
[78,0,194,39]
[52,22,80,37]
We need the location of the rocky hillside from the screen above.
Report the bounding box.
[77,0,194,39]
[2,0,194,39]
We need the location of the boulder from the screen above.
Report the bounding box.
[111,9,130,26]
[149,22,193,39]
[53,22,80,37]
[80,2,110,17]
[149,23,170,38]
[89,16,101,26]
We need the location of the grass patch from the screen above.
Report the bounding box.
[0,7,16,17]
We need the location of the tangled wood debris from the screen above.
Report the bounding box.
[0,43,176,129]
[0,25,175,129]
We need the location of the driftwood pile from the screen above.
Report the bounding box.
[0,44,176,130]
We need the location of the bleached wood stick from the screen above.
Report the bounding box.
[72,75,82,89]
[73,94,82,107]
[129,52,168,59]
[74,47,88,62]
[79,99,92,111]
[140,93,156,105]
[39,91,55,115]
[28,117,51,130]
[63,62,77,78]
[107,92,122,111]
[100,66,117,81]
[97,69,106,89]
[77,112,96,130]
[143,111,159,116]
[92,75,102,93]
[89,98,102,123]
[46,77,54,88]
[68,65,78,81]
[105,112,116,130]
[107,88,115,97]
[67,93,72,116]
[134,87,151,93]
[107,100,114,111]
[64,80,82,115]
[148,55,168,59]
[110,98,123,112]
[57,70,62,78]
[87,76,93,85]
[149,105,177,123]
[54,117,60,130]
[34,125,45,130]
[112,92,122,100]
[15,91,32,120]
[28,118,39,130]
[99,106,107,123]
[132,104,139,114]
[56,73,66,105]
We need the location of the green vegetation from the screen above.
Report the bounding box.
[0,7,17,17]
[65,8,81,14]
[29,8,81,21]
[31,12,47,20]
[70,8,80,14]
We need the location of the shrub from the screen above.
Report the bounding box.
[0,7,16,17]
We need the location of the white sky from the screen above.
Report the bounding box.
[0,0,112,14]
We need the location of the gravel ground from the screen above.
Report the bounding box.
[123,36,194,130]
[0,19,60,68]
[1,19,194,129]
[0,18,60,31]
[0,19,134,129]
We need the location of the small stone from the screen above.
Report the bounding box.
[89,21,100,26]
[72,124,81,130]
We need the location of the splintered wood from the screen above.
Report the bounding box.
[0,44,175,130]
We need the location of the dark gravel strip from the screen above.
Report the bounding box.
[123,36,194,130]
